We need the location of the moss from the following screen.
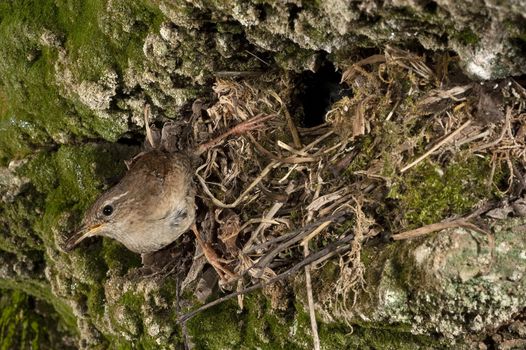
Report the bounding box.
[102,240,141,276]
[56,0,164,81]
[344,325,442,350]
[0,0,163,162]
[300,277,442,350]
[243,294,309,349]
[273,44,317,72]
[0,143,136,344]
[0,278,77,334]
[187,300,243,349]
[390,157,494,227]
[0,289,75,350]
[104,288,181,349]
[316,304,441,349]
[452,28,480,46]
[344,135,375,174]
[86,284,106,320]
[186,291,313,349]
[110,291,146,337]
[0,193,45,255]
[185,282,437,350]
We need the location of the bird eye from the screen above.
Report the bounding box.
[102,205,114,216]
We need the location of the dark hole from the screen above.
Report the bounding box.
[296,61,345,127]
[255,3,267,22]
[287,4,301,30]
[437,33,448,45]
[27,295,36,309]
[510,37,526,56]
[117,132,144,146]
[422,0,438,13]
[515,74,526,88]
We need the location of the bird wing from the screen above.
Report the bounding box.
[123,150,192,221]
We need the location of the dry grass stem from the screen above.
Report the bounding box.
[401,120,472,173]
[392,218,489,240]
[303,240,320,350]
[179,233,355,323]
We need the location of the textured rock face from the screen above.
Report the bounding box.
[316,218,526,339]
[158,0,526,79]
[0,0,525,349]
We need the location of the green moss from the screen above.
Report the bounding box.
[186,285,435,350]
[0,289,75,350]
[345,135,375,174]
[300,280,441,350]
[107,291,154,348]
[56,0,163,80]
[390,157,494,227]
[0,194,45,255]
[187,300,243,349]
[0,0,163,162]
[102,240,141,276]
[105,290,175,349]
[118,290,144,316]
[0,278,76,334]
[186,291,312,349]
[244,295,308,349]
[274,44,317,72]
[0,143,136,344]
[345,324,441,349]
[307,242,451,349]
[452,28,480,45]
[86,284,106,320]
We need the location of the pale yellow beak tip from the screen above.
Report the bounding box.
[64,224,102,252]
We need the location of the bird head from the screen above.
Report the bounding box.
[64,187,132,251]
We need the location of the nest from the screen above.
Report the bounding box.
[159,47,526,327]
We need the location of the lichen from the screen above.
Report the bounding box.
[315,219,526,346]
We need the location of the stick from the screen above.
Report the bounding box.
[244,182,296,249]
[196,160,278,209]
[269,91,302,149]
[243,212,348,255]
[194,114,275,156]
[248,135,317,163]
[252,218,337,278]
[143,104,156,148]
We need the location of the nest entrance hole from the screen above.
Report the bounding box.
[296,61,344,128]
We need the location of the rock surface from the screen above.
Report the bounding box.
[311,218,526,348]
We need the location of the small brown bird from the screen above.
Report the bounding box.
[65,105,271,279]
[64,149,196,254]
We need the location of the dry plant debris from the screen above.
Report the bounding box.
[165,48,526,335]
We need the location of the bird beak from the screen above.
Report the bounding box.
[64,224,103,252]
